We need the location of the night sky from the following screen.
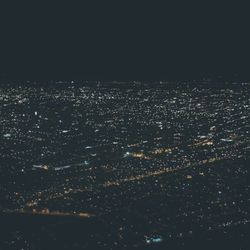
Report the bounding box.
[0,2,249,81]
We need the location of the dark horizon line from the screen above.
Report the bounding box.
[1,73,249,83]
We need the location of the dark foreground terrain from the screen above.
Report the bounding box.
[0,81,250,249]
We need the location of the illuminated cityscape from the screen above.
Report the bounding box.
[0,80,250,249]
